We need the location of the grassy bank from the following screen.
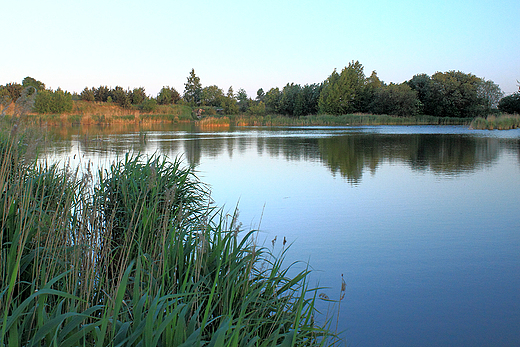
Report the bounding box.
[196,114,471,127]
[0,121,340,346]
[3,100,475,127]
[470,114,520,130]
[3,101,195,126]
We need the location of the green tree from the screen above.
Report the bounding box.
[407,74,434,115]
[142,98,158,112]
[157,86,181,105]
[131,87,147,105]
[34,88,73,113]
[358,71,383,112]
[4,83,23,102]
[80,87,95,102]
[221,86,238,114]
[279,83,300,116]
[430,71,486,118]
[94,86,111,102]
[248,100,266,116]
[264,87,281,114]
[183,68,202,106]
[227,86,235,99]
[236,88,249,113]
[298,83,322,116]
[201,85,224,107]
[256,88,265,102]
[52,88,73,113]
[112,86,131,108]
[498,93,520,114]
[22,76,45,92]
[369,83,420,117]
[477,79,503,110]
[318,61,367,115]
[34,90,53,113]
[408,71,493,117]
[318,69,340,114]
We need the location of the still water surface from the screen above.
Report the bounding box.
[43,124,520,346]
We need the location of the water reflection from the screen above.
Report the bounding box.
[41,125,519,184]
[35,124,520,346]
[318,134,504,183]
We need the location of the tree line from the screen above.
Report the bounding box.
[1,64,519,117]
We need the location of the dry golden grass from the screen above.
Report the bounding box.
[2,101,195,126]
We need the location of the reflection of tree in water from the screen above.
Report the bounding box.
[40,125,517,183]
[407,135,500,173]
[318,134,503,182]
[262,137,321,162]
[183,134,202,167]
[226,135,235,159]
[257,136,265,156]
[515,139,520,165]
[157,133,180,155]
[318,135,380,184]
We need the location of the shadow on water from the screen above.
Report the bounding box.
[318,134,505,184]
[41,125,519,184]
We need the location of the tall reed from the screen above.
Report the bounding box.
[470,113,520,130]
[0,121,340,346]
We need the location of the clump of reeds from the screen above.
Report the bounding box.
[208,114,471,127]
[195,116,231,127]
[0,120,340,346]
[470,114,520,130]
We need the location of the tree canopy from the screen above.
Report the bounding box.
[1,65,511,119]
[498,93,520,114]
[183,69,202,106]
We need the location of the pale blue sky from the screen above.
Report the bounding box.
[2,0,519,98]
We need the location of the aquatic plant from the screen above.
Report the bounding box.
[470,113,520,130]
[0,122,340,346]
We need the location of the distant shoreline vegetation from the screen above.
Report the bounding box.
[2,101,520,129]
[1,64,519,129]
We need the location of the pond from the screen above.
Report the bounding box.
[42,123,520,346]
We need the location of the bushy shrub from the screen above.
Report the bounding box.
[141,98,157,112]
[80,87,95,101]
[33,89,73,113]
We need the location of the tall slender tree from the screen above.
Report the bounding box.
[183,69,202,106]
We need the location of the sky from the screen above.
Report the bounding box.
[2,0,519,98]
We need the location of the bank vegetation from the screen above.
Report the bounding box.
[1,66,519,129]
[0,121,340,346]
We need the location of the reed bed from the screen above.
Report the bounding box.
[0,122,339,346]
[222,114,470,127]
[470,114,520,130]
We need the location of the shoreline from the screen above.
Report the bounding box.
[4,101,517,129]
[9,112,474,127]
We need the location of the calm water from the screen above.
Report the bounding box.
[42,124,520,346]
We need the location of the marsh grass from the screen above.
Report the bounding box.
[0,121,340,346]
[215,113,471,126]
[470,113,520,130]
[13,102,194,126]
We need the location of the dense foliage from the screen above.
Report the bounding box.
[33,88,73,114]
[0,68,512,118]
[407,71,498,118]
[498,92,520,114]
